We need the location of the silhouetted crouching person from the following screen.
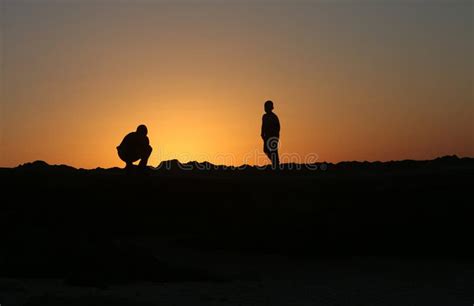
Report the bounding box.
[117,124,153,170]
[261,100,280,169]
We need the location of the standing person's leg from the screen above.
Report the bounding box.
[265,137,280,169]
[138,145,153,168]
[271,149,280,169]
[263,138,272,162]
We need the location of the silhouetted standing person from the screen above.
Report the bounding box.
[117,125,153,169]
[261,100,280,168]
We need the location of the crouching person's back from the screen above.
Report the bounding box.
[117,124,153,170]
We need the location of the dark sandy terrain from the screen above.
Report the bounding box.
[1,156,473,305]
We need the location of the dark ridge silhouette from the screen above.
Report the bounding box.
[16,160,77,173]
[1,155,473,293]
[13,154,473,174]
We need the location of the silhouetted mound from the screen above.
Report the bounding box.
[16,160,77,173]
[1,156,473,285]
[11,155,472,175]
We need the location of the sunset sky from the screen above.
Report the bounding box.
[1,0,472,168]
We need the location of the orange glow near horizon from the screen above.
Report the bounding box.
[1,1,473,169]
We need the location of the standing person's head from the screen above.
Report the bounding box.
[264,100,274,113]
[136,124,148,137]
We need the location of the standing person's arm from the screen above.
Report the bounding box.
[261,115,266,140]
[276,115,280,135]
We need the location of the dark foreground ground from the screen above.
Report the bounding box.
[1,156,473,305]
